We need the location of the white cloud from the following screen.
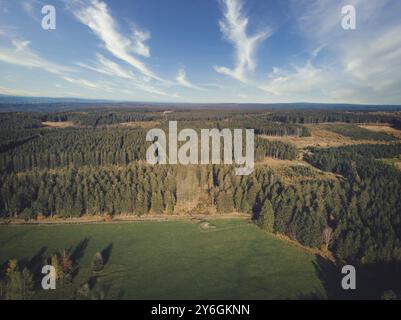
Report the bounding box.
[131,27,151,58]
[77,53,178,97]
[288,0,401,103]
[70,1,182,98]
[260,61,337,102]
[0,85,41,96]
[344,25,401,91]
[176,68,203,90]
[215,0,270,83]
[0,39,74,75]
[63,76,102,89]
[124,84,180,98]
[13,39,30,51]
[78,53,137,80]
[70,0,163,82]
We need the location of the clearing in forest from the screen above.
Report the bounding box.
[359,124,401,139]
[0,219,326,300]
[42,121,75,128]
[261,123,398,149]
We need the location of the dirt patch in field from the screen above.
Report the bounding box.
[42,121,75,128]
[359,124,401,139]
[199,221,217,230]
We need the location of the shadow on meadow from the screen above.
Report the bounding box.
[299,256,401,300]
[101,243,113,265]
[0,238,94,299]
[76,242,126,300]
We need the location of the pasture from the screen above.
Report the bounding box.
[0,219,326,300]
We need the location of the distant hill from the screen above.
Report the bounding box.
[0,94,401,112]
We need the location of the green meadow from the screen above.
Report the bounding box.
[0,219,326,300]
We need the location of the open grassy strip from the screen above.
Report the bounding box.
[359,124,401,139]
[0,219,326,300]
[321,124,396,141]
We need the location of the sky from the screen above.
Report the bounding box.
[0,0,400,104]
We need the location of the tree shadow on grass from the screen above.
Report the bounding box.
[28,246,48,289]
[353,261,401,299]
[312,256,344,300]
[296,256,345,300]
[101,243,113,266]
[70,238,90,280]
[71,238,90,265]
[306,256,401,300]
[0,246,48,290]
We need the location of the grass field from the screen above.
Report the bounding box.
[321,124,396,141]
[359,124,401,139]
[261,123,401,150]
[0,219,326,300]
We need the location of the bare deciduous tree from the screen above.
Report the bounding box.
[322,226,334,251]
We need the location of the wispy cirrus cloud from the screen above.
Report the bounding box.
[131,27,151,58]
[63,76,103,89]
[259,59,350,103]
[69,0,182,98]
[260,0,401,103]
[215,0,270,83]
[176,68,203,90]
[0,85,41,96]
[78,53,178,97]
[343,24,401,92]
[70,0,163,82]
[77,53,137,80]
[0,39,74,75]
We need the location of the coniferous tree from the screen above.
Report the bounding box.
[258,200,275,233]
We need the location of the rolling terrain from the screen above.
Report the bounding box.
[0,219,326,300]
[1,106,401,300]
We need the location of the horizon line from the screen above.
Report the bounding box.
[1,94,401,107]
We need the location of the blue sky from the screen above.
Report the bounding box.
[0,0,400,104]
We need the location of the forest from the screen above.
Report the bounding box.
[1,108,401,268]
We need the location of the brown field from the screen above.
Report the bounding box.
[258,157,341,184]
[42,121,75,128]
[261,124,398,150]
[359,124,401,139]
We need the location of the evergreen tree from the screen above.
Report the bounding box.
[258,200,275,233]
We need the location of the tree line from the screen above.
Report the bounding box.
[3,109,400,130]
[0,128,298,173]
[2,158,401,263]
